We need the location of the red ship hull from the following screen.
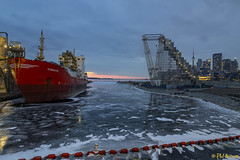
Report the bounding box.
[8,58,88,103]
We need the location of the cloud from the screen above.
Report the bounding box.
[0,0,240,77]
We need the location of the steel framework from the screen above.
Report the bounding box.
[142,34,195,86]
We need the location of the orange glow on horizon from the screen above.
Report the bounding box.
[86,72,147,79]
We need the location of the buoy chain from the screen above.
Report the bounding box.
[18,135,240,160]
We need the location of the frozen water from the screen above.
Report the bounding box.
[0,81,240,159]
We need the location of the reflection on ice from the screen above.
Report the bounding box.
[0,136,8,152]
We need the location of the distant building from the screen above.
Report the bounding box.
[230,57,239,73]
[199,59,211,81]
[222,59,231,72]
[196,59,202,72]
[202,59,211,74]
[212,53,222,80]
[213,53,222,72]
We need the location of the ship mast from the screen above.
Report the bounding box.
[37,30,45,61]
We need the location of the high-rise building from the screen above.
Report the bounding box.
[222,59,231,72]
[196,59,202,72]
[230,57,239,73]
[203,59,211,70]
[201,59,211,75]
[199,59,211,81]
[213,53,222,72]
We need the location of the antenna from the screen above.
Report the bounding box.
[192,48,195,69]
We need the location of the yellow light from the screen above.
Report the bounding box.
[199,76,211,81]
[4,45,7,48]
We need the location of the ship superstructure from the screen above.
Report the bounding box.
[59,50,86,79]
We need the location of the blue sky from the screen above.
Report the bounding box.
[1,0,240,77]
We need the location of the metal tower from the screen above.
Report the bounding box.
[192,48,195,70]
[142,34,195,86]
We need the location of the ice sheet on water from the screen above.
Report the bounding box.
[0,136,102,160]
[128,116,140,119]
[1,82,240,159]
[156,117,174,122]
[55,111,64,115]
[164,110,178,113]
[176,118,192,124]
[134,131,146,139]
[173,128,182,131]
[185,145,195,152]
[103,134,128,141]
[219,120,232,127]
[109,127,120,131]
[205,120,213,124]
[146,128,240,145]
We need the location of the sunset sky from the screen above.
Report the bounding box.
[86,72,147,79]
[1,0,240,79]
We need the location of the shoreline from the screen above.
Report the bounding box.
[135,85,240,112]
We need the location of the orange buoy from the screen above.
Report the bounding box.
[152,145,159,149]
[33,156,42,160]
[61,153,70,158]
[87,151,95,155]
[229,136,234,141]
[222,137,228,142]
[99,150,106,155]
[110,150,117,154]
[75,152,83,157]
[189,141,196,145]
[120,148,128,154]
[171,143,178,147]
[132,147,139,152]
[179,142,187,146]
[207,140,213,144]
[47,154,56,159]
[198,140,204,145]
[143,146,150,151]
[162,144,169,148]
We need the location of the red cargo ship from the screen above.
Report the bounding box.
[8,31,88,103]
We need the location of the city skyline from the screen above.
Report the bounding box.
[196,53,239,70]
[1,0,240,78]
[195,52,239,81]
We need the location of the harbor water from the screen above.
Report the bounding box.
[0,81,240,159]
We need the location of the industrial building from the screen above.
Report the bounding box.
[0,32,25,94]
